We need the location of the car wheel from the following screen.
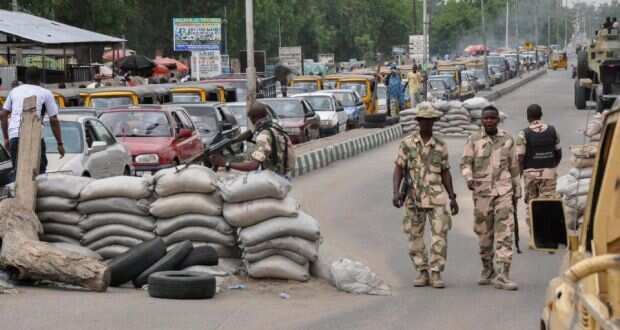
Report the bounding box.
[148,271,216,300]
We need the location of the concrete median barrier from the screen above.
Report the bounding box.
[480,69,548,102]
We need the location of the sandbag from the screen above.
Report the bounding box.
[447,108,469,116]
[50,242,102,260]
[432,100,450,112]
[557,174,578,195]
[469,109,483,119]
[434,121,449,128]
[448,100,463,109]
[463,97,491,110]
[38,211,82,225]
[243,248,308,266]
[585,119,603,137]
[219,171,291,203]
[155,214,233,236]
[590,134,601,142]
[238,212,321,247]
[464,124,480,131]
[565,195,588,210]
[162,226,235,247]
[246,255,310,281]
[87,235,143,251]
[167,242,242,259]
[569,167,593,179]
[571,143,598,159]
[77,197,150,216]
[79,213,156,232]
[330,258,391,296]
[36,174,93,199]
[223,197,300,228]
[150,193,222,218]
[399,108,417,116]
[154,166,218,197]
[40,234,80,245]
[564,179,591,197]
[449,120,471,127]
[80,176,152,201]
[81,224,156,246]
[96,245,130,260]
[399,116,416,124]
[42,222,83,240]
[36,196,78,212]
[444,114,470,122]
[442,127,465,134]
[243,236,319,262]
[571,156,595,169]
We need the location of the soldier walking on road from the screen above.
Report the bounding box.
[461,106,521,291]
[515,104,561,246]
[393,104,459,289]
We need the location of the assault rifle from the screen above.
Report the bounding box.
[203,129,253,170]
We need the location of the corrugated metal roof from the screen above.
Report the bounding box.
[0,10,124,45]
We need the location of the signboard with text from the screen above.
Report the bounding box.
[409,35,425,63]
[191,50,222,80]
[279,46,303,75]
[173,18,221,52]
[318,53,335,66]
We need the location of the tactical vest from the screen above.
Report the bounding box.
[523,126,557,169]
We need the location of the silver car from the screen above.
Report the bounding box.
[44,114,134,178]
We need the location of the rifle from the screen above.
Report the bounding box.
[203,129,253,170]
[513,201,522,254]
[398,163,413,207]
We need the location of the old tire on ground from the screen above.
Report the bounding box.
[577,51,590,79]
[177,245,218,269]
[364,113,387,123]
[575,80,587,110]
[133,240,193,288]
[147,271,216,299]
[107,238,167,287]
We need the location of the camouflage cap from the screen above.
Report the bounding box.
[415,102,442,119]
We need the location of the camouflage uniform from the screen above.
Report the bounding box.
[460,129,521,267]
[515,120,560,230]
[251,124,296,176]
[396,133,452,273]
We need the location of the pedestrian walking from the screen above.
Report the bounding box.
[460,105,521,291]
[385,65,403,116]
[407,65,423,108]
[515,104,561,247]
[393,103,459,289]
[0,67,64,181]
[209,102,295,177]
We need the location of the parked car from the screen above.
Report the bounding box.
[487,55,510,81]
[99,105,204,176]
[257,98,320,144]
[222,102,279,133]
[377,83,388,113]
[469,69,490,89]
[488,65,504,85]
[427,78,450,101]
[174,103,240,150]
[276,86,311,97]
[323,89,365,128]
[43,113,133,178]
[430,75,459,100]
[0,143,12,187]
[293,92,348,136]
[462,70,482,92]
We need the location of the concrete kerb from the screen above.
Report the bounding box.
[484,69,547,102]
[292,125,403,178]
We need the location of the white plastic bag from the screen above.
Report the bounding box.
[330,258,391,296]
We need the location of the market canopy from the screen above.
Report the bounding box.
[0,9,124,46]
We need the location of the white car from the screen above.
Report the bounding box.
[43,114,133,178]
[293,92,348,136]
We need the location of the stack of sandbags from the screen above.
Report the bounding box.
[399,108,418,134]
[463,97,491,126]
[432,100,450,114]
[220,171,321,282]
[584,111,608,142]
[78,176,156,260]
[36,174,92,245]
[151,166,239,259]
[439,101,478,137]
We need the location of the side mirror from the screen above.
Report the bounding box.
[177,128,193,139]
[336,107,344,112]
[89,141,107,154]
[530,199,568,252]
[221,122,234,131]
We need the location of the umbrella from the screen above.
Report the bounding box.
[152,64,170,76]
[175,61,189,73]
[118,55,155,72]
[464,44,488,55]
[103,49,135,61]
[154,56,189,73]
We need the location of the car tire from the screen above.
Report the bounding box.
[133,240,193,288]
[577,51,590,79]
[177,245,218,269]
[107,238,167,287]
[364,121,386,129]
[574,80,587,110]
[148,271,216,300]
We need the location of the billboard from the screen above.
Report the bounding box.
[409,35,425,63]
[173,18,221,52]
[318,53,335,66]
[279,47,303,75]
[191,50,222,80]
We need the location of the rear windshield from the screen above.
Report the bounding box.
[339,82,367,97]
[91,96,133,109]
[171,93,201,103]
[44,121,83,154]
[259,100,304,118]
[291,81,319,91]
[99,111,172,137]
[302,96,333,111]
[331,92,356,107]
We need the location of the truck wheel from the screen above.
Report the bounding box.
[577,51,590,79]
[596,97,605,112]
[575,80,587,110]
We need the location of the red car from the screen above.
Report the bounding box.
[99,105,204,175]
[257,98,320,144]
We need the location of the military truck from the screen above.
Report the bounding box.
[575,28,620,111]
[531,106,620,329]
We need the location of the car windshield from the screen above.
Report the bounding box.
[437,77,456,89]
[487,57,505,66]
[259,100,304,118]
[224,105,249,127]
[339,82,367,97]
[331,92,356,107]
[171,93,201,103]
[324,80,337,89]
[91,96,133,109]
[100,111,172,137]
[378,85,387,99]
[182,106,219,133]
[43,121,83,154]
[292,81,319,91]
[303,96,333,111]
[429,80,446,90]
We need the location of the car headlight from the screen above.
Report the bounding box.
[135,154,159,164]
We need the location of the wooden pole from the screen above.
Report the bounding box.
[245,0,256,112]
[14,96,41,211]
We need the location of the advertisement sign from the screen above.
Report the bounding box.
[173,18,221,52]
[279,46,303,75]
[191,50,222,80]
[409,35,425,63]
[318,53,335,66]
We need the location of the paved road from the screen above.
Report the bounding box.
[1,69,592,330]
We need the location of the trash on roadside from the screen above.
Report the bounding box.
[279,292,290,299]
[330,258,391,296]
[228,284,246,290]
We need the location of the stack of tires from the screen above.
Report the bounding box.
[150,166,240,259]
[220,171,321,282]
[77,176,156,260]
[36,175,92,245]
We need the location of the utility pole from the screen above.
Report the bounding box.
[413,0,417,34]
[422,0,429,65]
[11,0,17,11]
[481,0,489,90]
[515,0,519,43]
[534,1,539,46]
[223,6,228,55]
[278,18,282,48]
[245,0,256,111]
[505,0,510,49]
[547,15,551,46]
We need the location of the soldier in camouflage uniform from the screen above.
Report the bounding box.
[393,103,459,289]
[210,102,295,176]
[515,104,561,246]
[461,106,521,291]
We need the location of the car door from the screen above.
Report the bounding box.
[90,119,129,176]
[334,99,347,131]
[170,111,191,162]
[83,120,109,178]
[302,100,320,139]
[178,110,203,159]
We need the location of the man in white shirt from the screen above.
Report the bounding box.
[0,67,64,178]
